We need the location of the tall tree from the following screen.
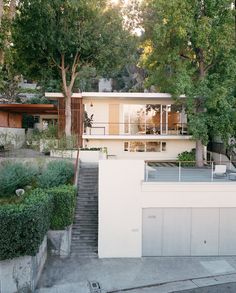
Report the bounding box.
[142,0,235,166]
[13,0,136,136]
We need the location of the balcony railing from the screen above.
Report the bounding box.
[144,160,236,182]
[84,122,189,136]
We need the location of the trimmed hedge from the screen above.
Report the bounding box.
[38,160,74,188]
[0,189,53,260]
[49,185,77,230]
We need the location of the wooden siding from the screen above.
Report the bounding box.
[109,104,120,135]
[0,111,22,128]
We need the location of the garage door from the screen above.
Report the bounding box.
[142,208,236,256]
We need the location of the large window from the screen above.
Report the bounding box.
[123,104,185,135]
[124,141,167,152]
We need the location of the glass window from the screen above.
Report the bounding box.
[123,141,167,152]
[162,142,167,151]
[124,142,129,151]
[130,141,145,152]
[146,142,161,152]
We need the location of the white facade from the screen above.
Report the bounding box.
[99,160,236,258]
[83,93,193,160]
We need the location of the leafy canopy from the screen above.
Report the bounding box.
[141,0,236,145]
[13,0,136,85]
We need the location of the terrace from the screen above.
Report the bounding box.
[145,161,236,183]
[84,122,189,137]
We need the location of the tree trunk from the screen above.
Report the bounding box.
[196,139,204,167]
[0,0,3,26]
[65,91,72,137]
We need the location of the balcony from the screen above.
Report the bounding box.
[83,122,189,137]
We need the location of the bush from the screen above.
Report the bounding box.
[0,189,53,260]
[49,185,77,230]
[177,149,196,166]
[0,162,38,198]
[38,160,74,188]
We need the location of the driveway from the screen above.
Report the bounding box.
[37,256,236,293]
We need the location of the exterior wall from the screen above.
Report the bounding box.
[0,127,25,148]
[84,139,195,160]
[0,111,22,128]
[85,102,109,135]
[0,236,47,293]
[98,160,236,258]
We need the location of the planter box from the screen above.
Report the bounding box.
[50,149,78,159]
[47,225,72,257]
[79,150,107,162]
[0,236,47,293]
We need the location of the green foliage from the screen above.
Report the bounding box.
[177,149,196,167]
[0,162,38,198]
[13,0,136,84]
[141,0,236,157]
[38,160,74,188]
[49,185,77,230]
[0,189,53,260]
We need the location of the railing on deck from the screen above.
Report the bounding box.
[84,122,189,136]
[144,160,236,183]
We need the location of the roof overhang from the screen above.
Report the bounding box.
[45,92,186,100]
[0,104,58,114]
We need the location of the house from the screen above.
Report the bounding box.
[45,92,195,160]
[0,104,58,148]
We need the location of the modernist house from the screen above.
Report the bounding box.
[45,92,195,160]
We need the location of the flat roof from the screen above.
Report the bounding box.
[0,104,58,114]
[45,92,186,100]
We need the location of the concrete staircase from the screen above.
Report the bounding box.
[71,163,98,257]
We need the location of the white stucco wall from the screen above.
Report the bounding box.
[98,160,236,258]
[0,127,25,148]
[85,139,195,160]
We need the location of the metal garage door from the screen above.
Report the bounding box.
[142,208,236,256]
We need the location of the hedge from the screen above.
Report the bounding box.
[0,189,53,260]
[49,185,77,230]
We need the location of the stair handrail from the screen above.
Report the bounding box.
[74,147,80,186]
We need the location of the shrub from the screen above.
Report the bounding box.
[0,189,53,260]
[0,162,38,198]
[177,149,196,167]
[38,160,74,188]
[49,185,77,230]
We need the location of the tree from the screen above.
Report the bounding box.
[13,0,136,137]
[141,0,235,166]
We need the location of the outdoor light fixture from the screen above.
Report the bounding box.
[90,101,93,107]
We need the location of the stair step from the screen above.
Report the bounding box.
[72,164,98,255]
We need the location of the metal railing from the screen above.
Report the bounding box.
[144,160,236,183]
[84,122,189,136]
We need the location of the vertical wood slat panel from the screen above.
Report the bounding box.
[58,97,83,146]
[109,104,119,135]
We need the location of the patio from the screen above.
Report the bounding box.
[146,163,236,183]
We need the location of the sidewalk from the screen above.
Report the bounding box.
[36,256,236,293]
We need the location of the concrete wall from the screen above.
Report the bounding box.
[98,160,236,258]
[0,236,47,293]
[0,127,25,148]
[85,139,195,160]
